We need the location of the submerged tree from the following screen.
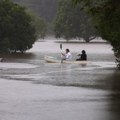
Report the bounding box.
[54,0,97,42]
[72,0,120,58]
[0,0,36,53]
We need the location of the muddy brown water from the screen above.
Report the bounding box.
[0,40,120,120]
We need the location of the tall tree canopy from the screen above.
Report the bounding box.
[27,9,47,39]
[12,0,58,22]
[72,0,120,58]
[0,0,36,53]
[12,0,57,36]
[54,0,97,42]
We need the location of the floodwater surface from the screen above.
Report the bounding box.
[0,39,120,120]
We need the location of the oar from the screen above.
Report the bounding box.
[60,43,63,63]
[60,43,62,50]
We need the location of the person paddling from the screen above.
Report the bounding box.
[61,49,72,61]
[76,50,87,61]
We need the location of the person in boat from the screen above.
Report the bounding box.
[61,49,72,60]
[76,50,87,61]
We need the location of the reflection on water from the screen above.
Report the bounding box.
[0,40,120,120]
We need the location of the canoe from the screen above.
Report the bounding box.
[44,55,91,64]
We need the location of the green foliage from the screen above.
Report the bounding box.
[93,1,120,57]
[72,0,120,57]
[0,0,36,53]
[12,0,57,37]
[12,0,58,22]
[54,0,97,42]
[27,9,47,39]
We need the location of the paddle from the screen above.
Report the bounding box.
[60,43,63,63]
[60,43,62,50]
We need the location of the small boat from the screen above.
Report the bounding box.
[44,55,91,64]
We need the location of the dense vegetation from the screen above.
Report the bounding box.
[0,0,36,53]
[27,10,47,39]
[12,0,99,42]
[72,0,120,58]
[54,0,97,42]
[12,0,58,36]
[12,0,58,22]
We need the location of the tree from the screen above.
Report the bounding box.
[12,0,57,37]
[0,0,36,53]
[72,0,120,58]
[27,9,47,39]
[12,0,58,22]
[54,0,97,42]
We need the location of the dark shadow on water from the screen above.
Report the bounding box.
[0,52,35,58]
[0,52,43,62]
[103,71,120,120]
[55,41,109,44]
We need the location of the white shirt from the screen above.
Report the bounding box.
[65,52,72,60]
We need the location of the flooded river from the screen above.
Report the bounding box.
[0,38,120,120]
